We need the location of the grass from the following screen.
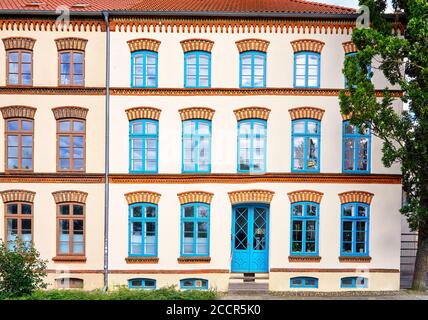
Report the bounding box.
[2,286,218,300]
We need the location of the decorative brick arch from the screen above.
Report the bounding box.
[0,105,36,119]
[180,39,214,53]
[341,112,353,121]
[1,190,35,203]
[124,191,161,205]
[338,191,374,205]
[177,191,214,205]
[228,190,275,205]
[127,38,161,53]
[288,107,325,121]
[52,191,88,204]
[287,190,324,204]
[290,39,325,53]
[52,106,88,120]
[178,107,215,121]
[233,107,271,121]
[342,41,357,54]
[235,39,270,53]
[125,107,161,121]
[2,37,36,50]
[54,38,88,51]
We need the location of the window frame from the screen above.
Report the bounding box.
[128,278,157,290]
[5,118,34,172]
[4,201,33,251]
[180,202,210,257]
[184,51,211,88]
[56,202,86,257]
[58,49,85,87]
[129,119,159,174]
[291,118,321,172]
[128,202,158,257]
[293,51,320,88]
[239,50,267,88]
[6,49,33,86]
[290,202,319,256]
[181,119,212,173]
[180,278,208,290]
[290,277,319,289]
[342,120,371,174]
[237,119,267,173]
[56,118,86,172]
[344,52,372,88]
[340,276,368,288]
[131,50,158,88]
[340,202,370,256]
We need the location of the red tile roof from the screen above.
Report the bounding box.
[0,0,356,15]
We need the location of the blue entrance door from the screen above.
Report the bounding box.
[231,204,269,272]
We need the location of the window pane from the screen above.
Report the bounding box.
[7,204,18,214]
[184,206,194,218]
[21,120,33,131]
[60,205,70,215]
[132,206,142,218]
[73,220,84,254]
[22,204,32,215]
[7,120,19,131]
[183,222,195,254]
[293,121,305,134]
[197,206,208,218]
[59,220,70,254]
[145,206,156,218]
[73,205,84,216]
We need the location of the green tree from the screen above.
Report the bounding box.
[0,240,47,298]
[340,0,428,290]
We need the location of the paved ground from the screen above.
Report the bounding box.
[219,290,428,300]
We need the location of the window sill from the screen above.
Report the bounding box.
[177,256,211,264]
[52,256,86,263]
[125,256,159,264]
[288,256,321,263]
[339,256,372,263]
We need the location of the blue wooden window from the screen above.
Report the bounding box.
[240,51,266,88]
[343,121,371,173]
[340,276,368,288]
[294,51,320,88]
[182,119,211,173]
[131,51,158,88]
[184,51,211,88]
[341,203,370,256]
[128,278,156,289]
[290,202,319,256]
[237,119,266,173]
[180,278,208,290]
[291,119,320,172]
[128,203,158,257]
[290,277,318,288]
[129,119,158,173]
[181,203,210,256]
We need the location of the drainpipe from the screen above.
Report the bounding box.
[102,11,110,292]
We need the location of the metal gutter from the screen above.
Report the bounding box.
[102,11,110,292]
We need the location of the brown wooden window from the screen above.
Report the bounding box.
[59,50,84,86]
[5,118,34,171]
[56,278,84,289]
[56,203,85,257]
[5,202,33,251]
[57,119,85,171]
[7,50,33,86]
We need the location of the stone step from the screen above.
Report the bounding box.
[228,282,269,292]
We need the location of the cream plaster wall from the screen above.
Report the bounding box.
[0,30,106,87]
[109,95,402,175]
[109,273,230,292]
[269,272,400,291]
[108,183,402,272]
[110,30,398,90]
[0,183,105,270]
[0,94,105,173]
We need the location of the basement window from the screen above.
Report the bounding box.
[56,277,84,289]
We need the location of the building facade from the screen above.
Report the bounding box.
[0,1,404,292]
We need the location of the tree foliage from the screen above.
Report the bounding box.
[0,241,47,298]
[340,0,428,290]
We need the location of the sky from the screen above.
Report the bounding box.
[307,0,394,12]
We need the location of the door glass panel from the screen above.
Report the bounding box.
[234,208,248,250]
[253,208,266,250]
